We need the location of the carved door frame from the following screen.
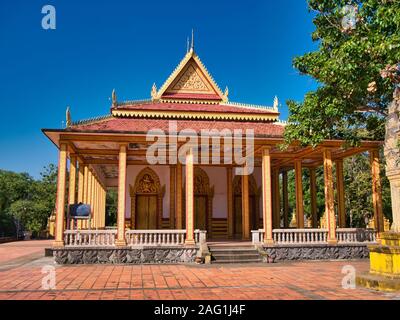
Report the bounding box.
[130,167,165,229]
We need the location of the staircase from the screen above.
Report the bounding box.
[208,243,263,264]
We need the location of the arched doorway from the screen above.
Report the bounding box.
[233,175,260,238]
[130,167,165,230]
[183,167,214,233]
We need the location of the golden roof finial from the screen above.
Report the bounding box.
[112,89,117,106]
[187,37,190,53]
[273,96,279,111]
[223,86,229,102]
[66,106,71,128]
[151,83,158,101]
[191,29,194,52]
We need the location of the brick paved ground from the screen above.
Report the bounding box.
[0,240,399,300]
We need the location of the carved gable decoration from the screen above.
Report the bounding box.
[172,64,209,92]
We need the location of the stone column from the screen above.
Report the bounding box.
[176,162,183,229]
[185,148,195,245]
[116,144,127,246]
[83,165,89,203]
[272,168,281,229]
[335,160,346,228]
[241,168,250,240]
[67,155,77,230]
[370,149,384,233]
[169,166,176,229]
[282,170,289,228]
[323,149,337,244]
[227,167,234,238]
[262,147,273,244]
[309,168,318,228]
[294,160,304,228]
[77,162,84,203]
[53,143,68,247]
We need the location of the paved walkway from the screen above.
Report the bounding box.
[0,240,399,300]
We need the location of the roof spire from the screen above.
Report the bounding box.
[112,89,117,106]
[186,36,190,53]
[66,106,71,127]
[190,29,194,51]
[273,96,279,111]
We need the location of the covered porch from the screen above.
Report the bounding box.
[46,130,385,263]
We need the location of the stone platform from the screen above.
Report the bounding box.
[53,246,199,265]
[262,243,370,262]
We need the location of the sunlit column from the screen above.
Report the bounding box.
[227,167,234,238]
[116,144,127,246]
[294,160,304,228]
[323,149,337,244]
[176,162,183,229]
[241,168,250,240]
[282,170,289,228]
[310,168,318,228]
[335,160,346,228]
[370,149,384,234]
[185,148,195,245]
[262,147,273,244]
[53,143,68,247]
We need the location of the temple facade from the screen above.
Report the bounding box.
[43,45,385,264]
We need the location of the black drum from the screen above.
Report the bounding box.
[69,203,91,218]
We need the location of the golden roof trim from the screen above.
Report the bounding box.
[111,109,278,122]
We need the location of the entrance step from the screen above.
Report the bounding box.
[208,244,263,264]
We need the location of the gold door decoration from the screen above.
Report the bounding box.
[183,167,214,233]
[233,175,261,236]
[130,167,165,230]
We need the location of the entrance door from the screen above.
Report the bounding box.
[136,195,158,229]
[234,196,258,237]
[195,196,207,231]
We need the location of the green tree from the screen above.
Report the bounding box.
[285,0,400,147]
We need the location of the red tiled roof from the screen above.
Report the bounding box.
[113,102,278,115]
[68,117,285,137]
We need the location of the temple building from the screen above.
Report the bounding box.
[43,43,385,264]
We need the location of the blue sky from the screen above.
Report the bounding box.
[0,0,318,178]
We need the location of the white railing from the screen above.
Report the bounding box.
[64,230,117,247]
[125,230,186,246]
[252,228,377,245]
[194,230,207,244]
[273,229,328,244]
[336,228,377,243]
[251,229,264,244]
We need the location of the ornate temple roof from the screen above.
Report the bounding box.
[49,44,284,136]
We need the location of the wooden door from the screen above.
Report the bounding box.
[234,196,242,236]
[136,195,158,229]
[195,196,207,231]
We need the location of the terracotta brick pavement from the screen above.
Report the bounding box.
[0,240,399,300]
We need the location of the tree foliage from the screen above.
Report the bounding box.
[285,0,400,147]
[0,165,57,237]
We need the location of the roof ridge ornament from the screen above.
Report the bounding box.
[273,96,279,111]
[191,29,194,52]
[223,86,229,103]
[66,106,71,128]
[112,89,117,107]
[151,83,158,101]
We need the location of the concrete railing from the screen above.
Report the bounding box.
[125,230,186,246]
[252,228,377,245]
[273,229,328,244]
[336,228,377,243]
[194,230,207,244]
[64,230,117,247]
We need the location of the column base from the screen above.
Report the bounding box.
[185,239,196,246]
[115,240,127,247]
[263,239,274,245]
[327,239,338,245]
[52,240,64,248]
